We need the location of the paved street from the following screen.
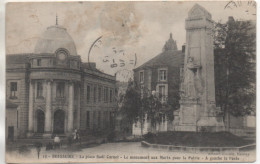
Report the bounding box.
[6,142,256,163]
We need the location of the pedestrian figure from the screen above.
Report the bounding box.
[34,142,42,159]
[77,131,81,145]
[73,129,79,144]
[54,135,61,149]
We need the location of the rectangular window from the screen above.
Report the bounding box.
[159,70,167,81]
[159,85,166,102]
[104,87,108,102]
[140,85,144,98]
[93,111,96,129]
[94,86,96,103]
[110,89,113,102]
[87,85,91,103]
[10,82,17,98]
[139,71,144,83]
[56,82,65,98]
[98,111,101,128]
[98,87,102,102]
[37,82,43,98]
[37,59,41,66]
[109,112,113,128]
[86,111,90,128]
[104,111,108,128]
[104,88,106,102]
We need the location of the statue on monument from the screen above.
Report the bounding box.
[183,56,203,100]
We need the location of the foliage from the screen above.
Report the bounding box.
[142,92,162,130]
[118,79,141,125]
[119,79,167,134]
[214,17,256,117]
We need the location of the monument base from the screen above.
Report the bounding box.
[173,103,225,132]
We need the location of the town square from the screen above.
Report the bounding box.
[5,1,256,163]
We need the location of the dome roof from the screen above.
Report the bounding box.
[34,25,77,55]
[162,33,178,52]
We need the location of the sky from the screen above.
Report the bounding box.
[6,1,256,81]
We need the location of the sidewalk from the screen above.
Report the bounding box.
[6,134,108,153]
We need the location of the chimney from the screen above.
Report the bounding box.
[182,44,186,53]
[88,62,96,68]
[83,62,96,69]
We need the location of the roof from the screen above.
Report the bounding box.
[6,100,18,109]
[134,50,184,71]
[34,25,77,56]
[6,54,30,64]
[82,62,103,73]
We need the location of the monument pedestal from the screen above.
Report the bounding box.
[174,100,224,132]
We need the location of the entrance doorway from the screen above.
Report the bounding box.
[37,110,45,133]
[53,109,65,134]
[8,126,14,141]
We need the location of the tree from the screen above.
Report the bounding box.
[214,17,256,127]
[142,92,162,133]
[118,79,142,134]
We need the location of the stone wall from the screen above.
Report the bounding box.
[6,69,29,138]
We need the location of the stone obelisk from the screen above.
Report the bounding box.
[174,4,224,132]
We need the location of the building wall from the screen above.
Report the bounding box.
[6,109,18,140]
[6,64,29,138]
[6,55,117,138]
[80,75,117,132]
[134,65,181,108]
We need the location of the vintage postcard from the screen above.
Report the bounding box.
[5,0,256,163]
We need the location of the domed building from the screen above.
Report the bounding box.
[6,23,117,139]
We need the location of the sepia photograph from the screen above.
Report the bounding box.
[5,0,256,163]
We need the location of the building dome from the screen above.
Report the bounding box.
[162,33,178,52]
[34,25,77,56]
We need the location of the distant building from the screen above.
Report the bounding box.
[6,23,117,139]
[132,33,184,134]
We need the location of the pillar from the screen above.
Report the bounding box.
[27,80,34,137]
[173,4,224,132]
[44,80,52,137]
[77,84,81,129]
[67,81,74,133]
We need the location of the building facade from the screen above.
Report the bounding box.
[132,33,184,134]
[6,24,117,138]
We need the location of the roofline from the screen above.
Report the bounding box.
[133,50,183,71]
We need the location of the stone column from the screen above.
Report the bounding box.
[44,80,52,137]
[67,81,74,133]
[27,80,34,137]
[77,84,81,129]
